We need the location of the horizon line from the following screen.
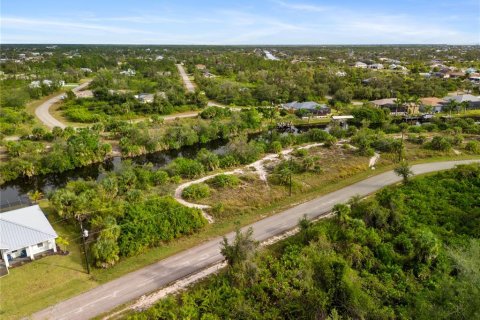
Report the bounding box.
[2,43,480,46]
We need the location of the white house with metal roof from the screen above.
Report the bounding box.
[0,205,58,268]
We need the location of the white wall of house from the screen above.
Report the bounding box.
[1,238,56,262]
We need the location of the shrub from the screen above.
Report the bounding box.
[219,154,240,168]
[408,125,425,133]
[152,170,169,185]
[208,174,241,189]
[182,183,211,200]
[196,148,220,171]
[428,136,451,151]
[465,140,480,154]
[407,134,427,145]
[422,123,438,132]
[270,141,282,153]
[168,158,204,178]
[294,148,308,157]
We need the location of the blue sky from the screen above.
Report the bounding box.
[1,0,479,44]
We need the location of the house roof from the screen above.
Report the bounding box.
[282,101,326,110]
[444,94,480,103]
[420,97,444,107]
[371,98,396,106]
[0,205,57,252]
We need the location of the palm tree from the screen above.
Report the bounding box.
[460,101,469,114]
[409,95,421,115]
[444,99,459,116]
[28,190,43,204]
[424,105,434,114]
[393,93,404,116]
[394,161,414,184]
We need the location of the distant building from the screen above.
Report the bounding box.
[447,71,465,79]
[29,81,41,88]
[135,93,155,103]
[370,98,417,115]
[468,73,480,84]
[120,68,136,76]
[335,71,347,77]
[354,62,367,68]
[80,68,93,73]
[195,64,207,70]
[368,63,384,70]
[0,205,58,270]
[419,97,444,113]
[155,55,164,61]
[281,101,331,116]
[443,94,480,109]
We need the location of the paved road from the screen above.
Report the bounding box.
[176,64,196,93]
[35,82,91,129]
[31,159,479,320]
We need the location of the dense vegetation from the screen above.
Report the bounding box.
[49,162,207,267]
[130,164,480,320]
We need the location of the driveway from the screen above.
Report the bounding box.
[31,159,479,320]
[35,82,91,129]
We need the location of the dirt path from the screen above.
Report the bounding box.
[173,143,326,217]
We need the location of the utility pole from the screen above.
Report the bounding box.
[289,156,293,196]
[79,220,90,274]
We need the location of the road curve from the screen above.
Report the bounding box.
[35,82,91,129]
[31,159,479,320]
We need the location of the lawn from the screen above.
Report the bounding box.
[0,205,98,319]
[0,148,478,319]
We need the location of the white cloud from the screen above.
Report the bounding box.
[273,0,330,12]
[1,17,154,35]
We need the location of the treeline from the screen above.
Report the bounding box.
[60,88,207,123]
[130,164,480,320]
[49,162,206,267]
[192,52,465,106]
[109,107,264,156]
[0,127,111,184]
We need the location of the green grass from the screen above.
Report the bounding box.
[0,206,97,319]
[0,153,478,319]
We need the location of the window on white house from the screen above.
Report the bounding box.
[37,243,44,248]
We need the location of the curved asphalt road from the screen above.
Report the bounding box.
[31,159,479,320]
[35,82,91,129]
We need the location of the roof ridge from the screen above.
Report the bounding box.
[0,217,57,238]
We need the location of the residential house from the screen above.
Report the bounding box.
[419,97,444,113]
[195,64,207,70]
[354,62,367,68]
[368,63,384,70]
[120,68,136,76]
[465,68,477,74]
[135,93,155,103]
[443,94,480,109]
[370,98,416,115]
[0,205,58,269]
[468,73,480,84]
[203,71,216,78]
[80,67,93,73]
[447,71,465,79]
[281,101,331,116]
